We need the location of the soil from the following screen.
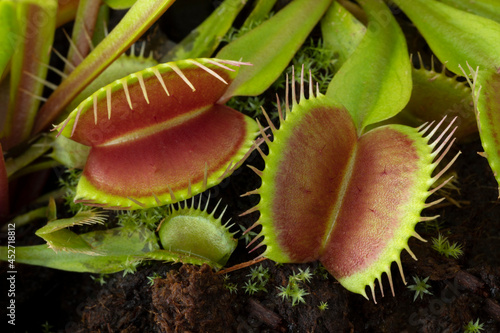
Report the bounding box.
[1,2,500,333]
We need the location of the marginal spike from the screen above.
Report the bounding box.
[412,231,427,242]
[291,66,297,106]
[419,215,440,222]
[38,61,68,79]
[127,197,145,207]
[71,104,85,137]
[423,116,447,140]
[244,221,261,234]
[136,72,150,104]
[63,29,85,62]
[130,43,136,57]
[378,277,384,298]
[23,71,59,90]
[106,85,112,119]
[205,59,236,71]
[387,270,395,297]
[215,59,252,67]
[316,82,320,97]
[256,119,272,145]
[52,48,75,71]
[249,240,265,253]
[428,176,454,195]
[432,138,456,168]
[169,63,195,91]
[285,73,290,116]
[396,259,407,285]
[240,188,260,197]
[255,145,267,159]
[152,67,170,96]
[261,106,276,133]
[121,79,133,110]
[299,65,305,102]
[276,93,284,123]
[416,121,429,132]
[83,27,94,52]
[239,205,259,217]
[93,94,98,124]
[432,128,457,158]
[247,165,263,177]
[430,117,457,149]
[152,193,161,205]
[217,161,234,181]
[309,70,313,98]
[404,245,418,261]
[431,152,461,184]
[55,117,70,137]
[139,43,146,58]
[166,185,176,202]
[189,59,228,84]
[370,284,377,304]
[424,197,446,208]
[20,88,47,102]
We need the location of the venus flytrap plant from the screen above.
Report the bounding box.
[242,0,460,302]
[0,194,238,272]
[391,0,500,194]
[55,57,258,209]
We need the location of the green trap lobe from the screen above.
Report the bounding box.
[321,127,420,278]
[265,103,356,262]
[68,63,235,146]
[81,104,249,198]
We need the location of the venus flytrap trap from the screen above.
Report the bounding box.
[242,0,461,303]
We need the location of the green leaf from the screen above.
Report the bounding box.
[1,226,159,273]
[241,0,277,29]
[327,0,412,133]
[0,1,17,80]
[102,0,137,9]
[162,0,247,62]
[1,0,57,150]
[64,0,103,73]
[438,0,500,23]
[392,0,500,75]
[35,210,108,253]
[321,0,366,70]
[217,0,333,101]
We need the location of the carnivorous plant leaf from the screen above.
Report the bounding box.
[327,0,412,133]
[438,0,500,24]
[321,0,366,70]
[1,0,57,150]
[0,1,17,80]
[64,0,102,73]
[217,0,332,101]
[247,72,459,301]
[56,58,258,209]
[0,225,159,273]
[153,197,237,268]
[402,60,477,141]
[33,0,177,134]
